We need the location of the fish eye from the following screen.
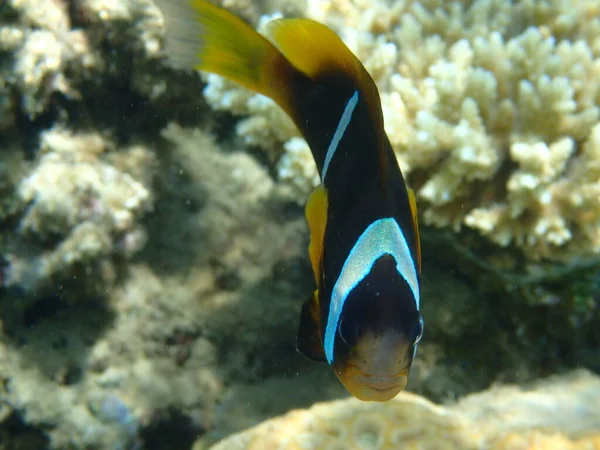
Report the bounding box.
[414,315,424,345]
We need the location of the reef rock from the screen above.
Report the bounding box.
[206,369,600,450]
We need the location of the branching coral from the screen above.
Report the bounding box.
[199,0,600,262]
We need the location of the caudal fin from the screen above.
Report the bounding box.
[157,0,292,109]
[157,1,389,176]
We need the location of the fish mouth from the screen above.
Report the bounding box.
[364,375,407,391]
[346,373,408,401]
[365,378,405,391]
[354,376,404,391]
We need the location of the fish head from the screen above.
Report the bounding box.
[329,260,423,401]
[332,312,422,401]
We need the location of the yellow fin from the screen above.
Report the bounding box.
[305,184,328,287]
[408,188,421,274]
[264,18,355,79]
[297,290,326,362]
[264,18,382,121]
[157,0,291,111]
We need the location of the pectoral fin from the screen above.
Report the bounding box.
[305,184,328,288]
[408,187,421,274]
[297,290,326,362]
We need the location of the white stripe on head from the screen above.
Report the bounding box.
[321,91,359,180]
[324,218,420,364]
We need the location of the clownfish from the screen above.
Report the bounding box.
[157,0,423,402]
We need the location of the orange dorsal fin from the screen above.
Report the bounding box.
[264,19,361,81]
[265,18,382,122]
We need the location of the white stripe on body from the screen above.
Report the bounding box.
[321,91,359,180]
[324,218,420,364]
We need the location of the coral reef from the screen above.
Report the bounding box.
[154,123,310,376]
[0,0,598,449]
[0,0,165,118]
[3,127,153,294]
[0,0,212,448]
[207,369,600,450]
[202,0,600,262]
[0,262,222,450]
[0,0,173,296]
[0,122,318,450]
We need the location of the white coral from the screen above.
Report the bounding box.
[277,137,320,198]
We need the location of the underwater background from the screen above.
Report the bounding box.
[0,0,599,449]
